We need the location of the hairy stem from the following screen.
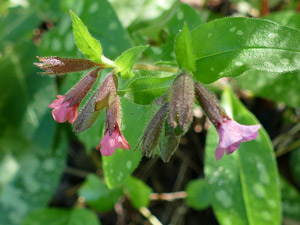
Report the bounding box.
[133,64,178,73]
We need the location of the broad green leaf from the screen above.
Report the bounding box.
[290,147,300,187]
[191,17,300,83]
[234,12,300,108]
[78,175,122,212]
[23,208,101,225]
[115,45,148,79]
[70,10,102,62]
[0,6,40,50]
[175,23,195,71]
[185,179,210,210]
[205,88,280,225]
[235,71,300,108]
[121,75,175,105]
[124,176,152,209]
[280,176,300,221]
[0,41,67,225]
[102,97,149,188]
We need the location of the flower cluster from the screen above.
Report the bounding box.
[35,57,130,156]
[36,56,261,161]
[139,73,261,161]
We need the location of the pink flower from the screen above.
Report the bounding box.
[48,95,79,124]
[96,125,130,156]
[215,118,261,161]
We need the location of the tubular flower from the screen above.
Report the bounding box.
[215,117,261,161]
[48,68,99,124]
[96,96,130,156]
[49,95,79,124]
[96,124,130,156]
[194,81,261,160]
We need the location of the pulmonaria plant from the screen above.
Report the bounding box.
[34,11,266,162]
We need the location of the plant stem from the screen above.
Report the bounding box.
[133,64,178,73]
[139,207,163,225]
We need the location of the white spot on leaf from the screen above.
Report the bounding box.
[230,27,236,32]
[237,30,243,35]
[215,190,232,208]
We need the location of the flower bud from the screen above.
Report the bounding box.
[106,96,122,135]
[73,73,118,134]
[95,73,118,111]
[169,73,195,130]
[34,56,100,74]
[139,103,169,158]
[73,90,101,134]
[194,81,226,127]
[64,68,100,107]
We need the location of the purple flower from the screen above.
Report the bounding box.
[215,118,261,161]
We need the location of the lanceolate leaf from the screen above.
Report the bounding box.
[175,23,195,71]
[205,88,281,225]
[115,45,148,79]
[70,10,102,62]
[191,17,300,83]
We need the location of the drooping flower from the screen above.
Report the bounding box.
[96,124,130,156]
[49,68,99,124]
[96,96,130,156]
[215,117,261,161]
[194,81,261,160]
[49,95,79,124]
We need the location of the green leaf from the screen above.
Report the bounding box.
[175,23,195,71]
[110,0,177,27]
[23,208,101,225]
[122,75,175,105]
[264,11,300,30]
[115,45,148,79]
[124,176,152,209]
[78,175,122,212]
[102,97,149,188]
[205,88,281,225]
[130,3,203,62]
[234,12,300,108]
[191,17,300,83]
[70,10,102,62]
[0,6,40,51]
[185,179,210,210]
[280,176,300,221]
[0,41,67,225]
[235,71,300,108]
[290,147,300,187]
